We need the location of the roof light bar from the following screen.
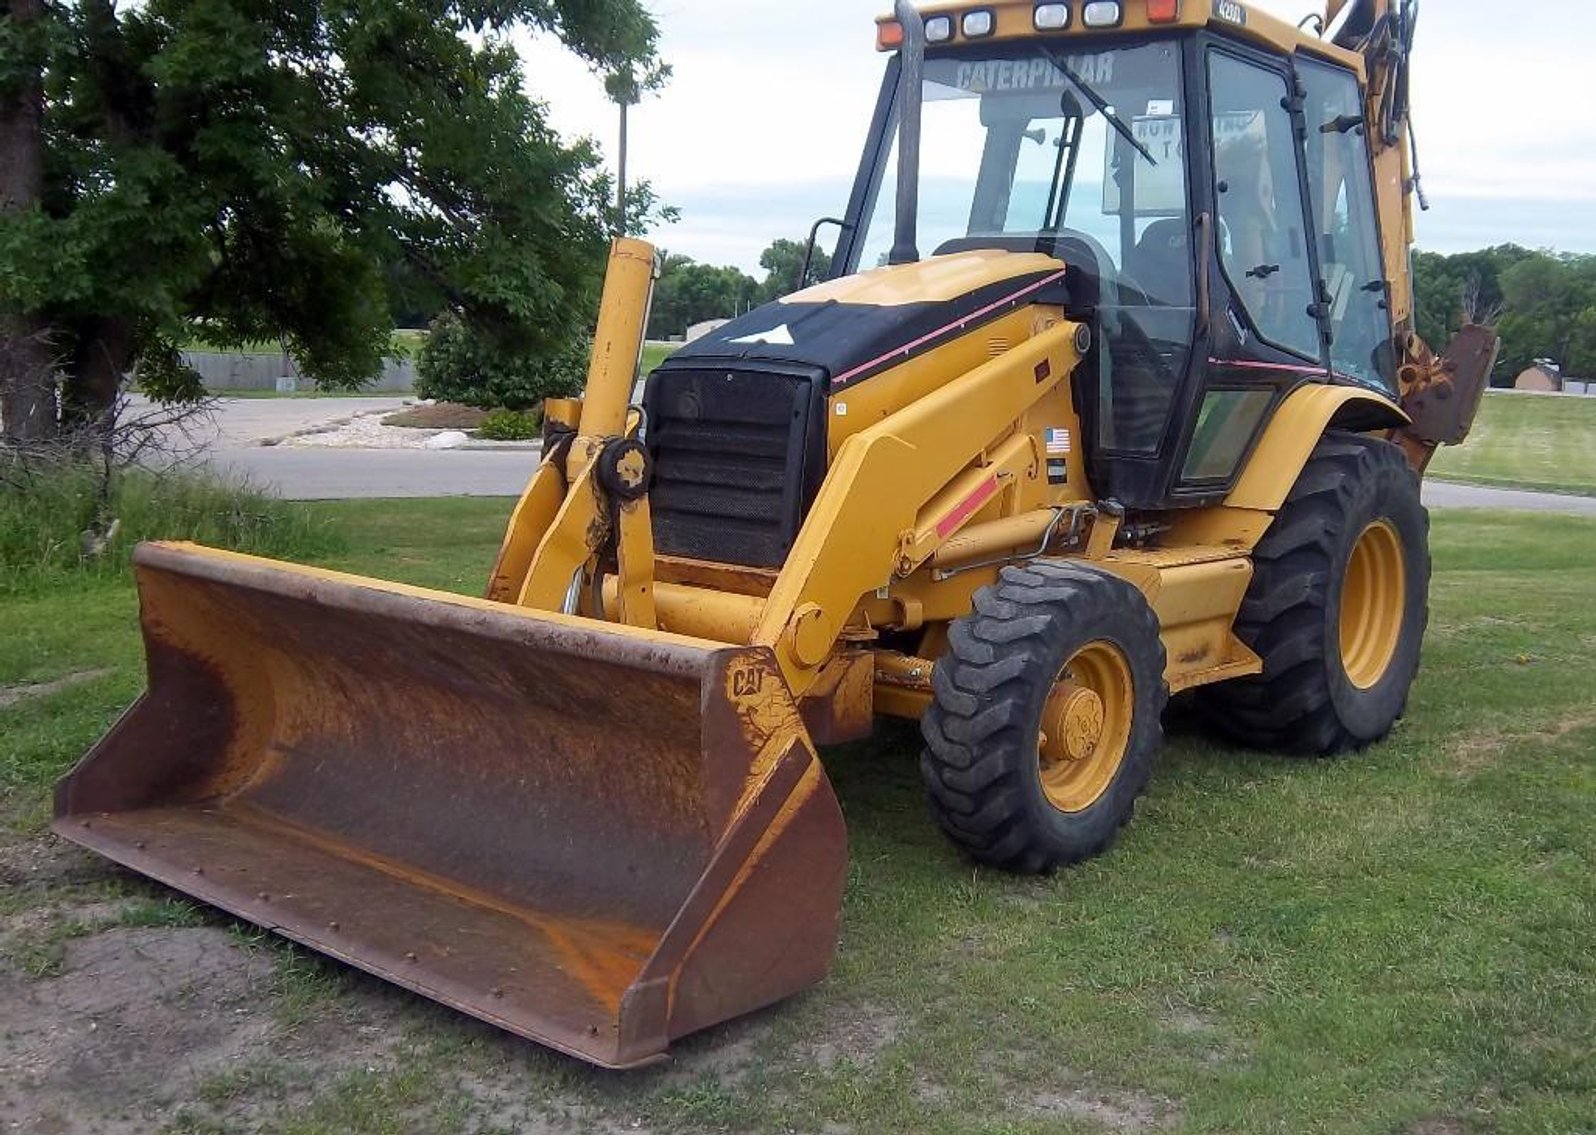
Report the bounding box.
[1082,1,1122,26]
[1033,3,1070,29]
[962,9,996,37]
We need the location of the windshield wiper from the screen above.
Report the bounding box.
[1043,49,1157,166]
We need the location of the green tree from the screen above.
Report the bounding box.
[646,253,758,340]
[756,236,829,303]
[1497,253,1596,379]
[1410,245,1539,383]
[0,0,664,444]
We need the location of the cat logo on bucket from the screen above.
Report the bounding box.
[732,665,766,698]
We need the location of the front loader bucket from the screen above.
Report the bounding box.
[53,542,847,1068]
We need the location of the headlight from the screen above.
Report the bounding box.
[1033,3,1071,29]
[962,9,996,37]
[1082,1,1122,27]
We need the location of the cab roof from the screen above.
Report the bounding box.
[876,0,1364,75]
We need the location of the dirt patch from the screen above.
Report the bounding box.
[662,1013,768,1085]
[1028,1086,1181,1131]
[1160,1008,1217,1036]
[1446,711,1596,778]
[0,669,114,711]
[801,1002,901,1071]
[0,834,114,896]
[383,402,489,430]
[0,926,277,1133]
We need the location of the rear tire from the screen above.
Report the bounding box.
[1198,431,1429,755]
[920,561,1167,873]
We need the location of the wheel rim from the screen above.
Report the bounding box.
[1038,640,1134,813]
[1339,519,1406,690]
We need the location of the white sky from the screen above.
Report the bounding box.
[514,0,1593,273]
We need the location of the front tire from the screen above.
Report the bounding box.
[1198,431,1429,755]
[920,561,1168,873]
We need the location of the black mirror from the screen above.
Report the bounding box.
[798,216,852,292]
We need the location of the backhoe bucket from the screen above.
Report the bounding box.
[53,542,847,1068]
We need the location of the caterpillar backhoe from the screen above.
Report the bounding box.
[56,0,1495,1068]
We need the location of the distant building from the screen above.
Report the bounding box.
[1514,360,1562,392]
[685,319,729,343]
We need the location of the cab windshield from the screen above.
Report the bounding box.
[853,40,1195,451]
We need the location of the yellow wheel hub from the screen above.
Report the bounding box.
[1339,519,1406,690]
[1038,641,1134,813]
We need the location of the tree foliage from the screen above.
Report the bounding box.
[644,237,831,340]
[756,236,829,302]
[0,0,665,441]
[646,252,758,340]
[1412,246,1596,382]
[415,310,586,410]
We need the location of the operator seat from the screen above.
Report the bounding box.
[1126,218,1191,305]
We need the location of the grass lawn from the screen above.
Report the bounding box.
[3,503,1594,1133]
[642,341,679,374]
[1429,391,1596,496]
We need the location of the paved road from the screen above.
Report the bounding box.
[210,443,1596,515]
[185,397,1596,514]
[214,445,537,498]
[1420,480,1596,516]
[134,394,412,452]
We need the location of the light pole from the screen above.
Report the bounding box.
[605,69,640,236]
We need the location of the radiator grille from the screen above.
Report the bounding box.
[645,366,822,569]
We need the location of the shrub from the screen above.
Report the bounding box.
[475,409,541,441]
[0,461,343,593]
[415,311,588,410]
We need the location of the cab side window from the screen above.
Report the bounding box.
[1206,51,1321,361]
[1300,57,1396,390]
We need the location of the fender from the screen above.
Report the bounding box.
[1225,384,1410,513]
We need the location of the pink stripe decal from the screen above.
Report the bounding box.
[1209,358,1359,383]
[935,474,1000,540]
[831,269,1069,389]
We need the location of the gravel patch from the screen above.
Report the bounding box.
[270,403,536,451]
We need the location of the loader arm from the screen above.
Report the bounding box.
[486,237,660,611]
[753,319,1089,693]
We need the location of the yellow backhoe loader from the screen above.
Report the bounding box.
[56,0,1496,1068]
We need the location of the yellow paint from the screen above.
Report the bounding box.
[1038,641,1133,813]
[1340,519,1405,688]
[613,497,658,629]
[142,542,724,651]
[1093,550,1262,693]
[1226,384,1406,512]
[791,248,1061,308]
[515,447,606,610]
[876,0,1365,65]
[826,305,1054,452]
[576,237,656,441]
[753,319,1086,692]
[484,457,567,603]
[604,579,764,643]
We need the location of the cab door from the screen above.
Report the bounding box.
[1167,43,1331,498]
[1297,55,1397,393]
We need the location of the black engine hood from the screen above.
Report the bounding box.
[657,250,1068,390]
